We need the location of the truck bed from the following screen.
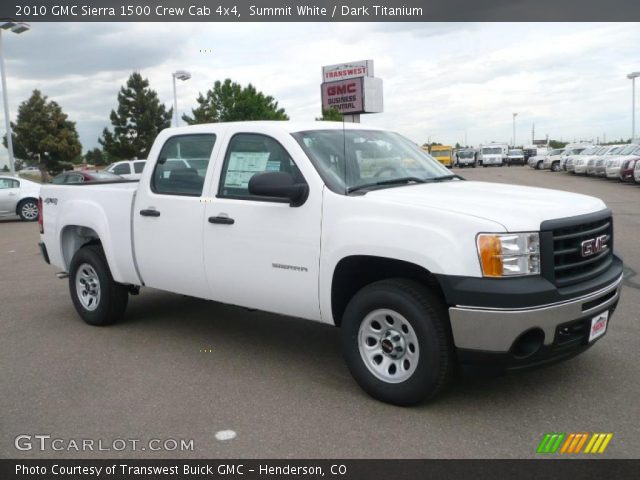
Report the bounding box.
[40,181,141,285]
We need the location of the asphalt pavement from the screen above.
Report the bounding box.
[1,166,638,459]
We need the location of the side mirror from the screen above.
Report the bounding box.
[248,171,308,207]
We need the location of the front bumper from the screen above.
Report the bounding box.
[437,255,623,370]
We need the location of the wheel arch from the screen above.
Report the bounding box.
[15,196,38,215]
[330,255,446,327]
[60,225,102,272]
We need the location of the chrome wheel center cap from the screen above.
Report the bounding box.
[381,329,406,359]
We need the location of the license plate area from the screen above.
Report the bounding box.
[589,311,609,343]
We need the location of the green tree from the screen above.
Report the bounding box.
[99,72,172,160]
[316,108,343,121]
[183,79,288,124]
[1,165,8,172]
[84,147,107,166]
[548,140,568,149]
[2,90,82,179]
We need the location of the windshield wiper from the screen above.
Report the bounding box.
[346,176,427,194]
[430,174,462,181]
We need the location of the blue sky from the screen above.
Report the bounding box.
[1,22,638,166]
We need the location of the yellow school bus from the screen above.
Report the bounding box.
[428,145,454,168]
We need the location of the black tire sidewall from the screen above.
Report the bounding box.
[342,281,450,405]
[69,246,126,326]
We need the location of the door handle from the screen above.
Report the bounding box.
[208,215,235,225]
[139,209,160,217]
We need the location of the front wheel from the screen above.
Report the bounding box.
[69,245,128,326]
[551,162,561,172]
[341,279,454,406]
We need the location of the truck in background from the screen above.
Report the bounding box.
[479,143,508,167]
[429,145,455,168]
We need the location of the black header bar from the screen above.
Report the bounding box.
[3,0,640,22]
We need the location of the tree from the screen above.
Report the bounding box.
[316,108,343,121]
[2,90,82,179]
[99,72,172,160]
[548,140,568,149]
[84,148,108,166]
[182,79,288,124]
[1,165,8,172]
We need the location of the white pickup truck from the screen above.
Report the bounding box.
[38,121,623,405]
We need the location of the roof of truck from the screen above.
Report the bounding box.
[166,121,386,135]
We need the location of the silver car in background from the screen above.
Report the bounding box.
[0,175,41,221]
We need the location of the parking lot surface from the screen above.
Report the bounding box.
[1,167,639,459]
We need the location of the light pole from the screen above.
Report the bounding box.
[172,70,191,127]
[512,112,518,147]
[0,21,30,175]
[627,72,640,142]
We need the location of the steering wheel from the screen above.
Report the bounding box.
[373,165,403,178]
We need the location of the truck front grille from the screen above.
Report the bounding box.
[541,212,613,288]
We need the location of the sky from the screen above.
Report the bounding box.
[0,22,639,167]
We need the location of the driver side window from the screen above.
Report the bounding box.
[219,133,304,199]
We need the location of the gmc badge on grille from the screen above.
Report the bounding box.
[581,234,608,257]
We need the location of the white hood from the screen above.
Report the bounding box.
[366,180,606,231]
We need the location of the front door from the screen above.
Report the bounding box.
[203,131,322,321]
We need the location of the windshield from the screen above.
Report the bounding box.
[581,147,597,155]
[482,147,502,155]
[508,149,523,155]
[608,147,623,155]
[431,149,451,157]
[549,149,564,155]
[619,144,637,155]
[293,129,452,193]
[458,151,474,158]
[92,172,122,180]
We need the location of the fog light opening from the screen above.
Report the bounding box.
[511,328,545,359]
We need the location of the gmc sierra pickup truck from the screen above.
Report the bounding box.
[38,122,623,405]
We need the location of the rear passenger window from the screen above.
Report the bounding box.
[219,133,304,199]
[133,161,145,174]
[152,134,216,196]
[112,163,131,175]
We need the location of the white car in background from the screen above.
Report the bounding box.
[566,146,599,172]
[105,159,146,180]
[540,148,566,171]
[574,146,609,175]
[0,175,41,221]
[605,144,640,179]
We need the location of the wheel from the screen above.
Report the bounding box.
[69,245,128,326]
[536,161,543,170]
[341,279,454,406]
[17,198,38,221]
[551,162,560,172]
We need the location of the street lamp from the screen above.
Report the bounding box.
[172,70,191,127]
[0,21,30,175]
[512,112,518,147]
[627,72,640,142]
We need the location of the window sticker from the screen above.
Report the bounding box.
[224,151,271,188]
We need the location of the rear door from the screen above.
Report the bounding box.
[133,133,220,298]
[0,178,20,214]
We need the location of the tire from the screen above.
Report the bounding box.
[17,198,38,222]
[69,245,128,326]
[472,162,477,168]
[341,279,454,406]
[551,162,560,172]
[536,161,543,170]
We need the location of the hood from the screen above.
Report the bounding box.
[365,180,606,232]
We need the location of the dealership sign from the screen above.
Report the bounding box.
[320,59,383,115]
[322,60,374,82]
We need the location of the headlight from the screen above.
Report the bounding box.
[477,233,540,277]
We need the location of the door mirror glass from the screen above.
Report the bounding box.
[248,171,308,207]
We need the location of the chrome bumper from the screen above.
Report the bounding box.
[448,274,623,352]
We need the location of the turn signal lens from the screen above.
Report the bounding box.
[477,232,540,277]
[477,235,503,277]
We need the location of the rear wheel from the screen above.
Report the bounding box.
[341,279,454,405]
[17,199,38,221]
[69,245,128,326]
[536,161,543,170]
[551,162,561,172]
